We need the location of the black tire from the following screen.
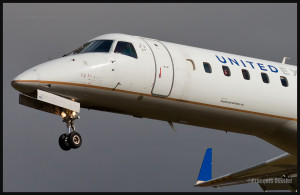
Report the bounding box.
[58,133,71,151]
[68,132,82,149]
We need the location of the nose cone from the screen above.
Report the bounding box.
[11,69,40,95]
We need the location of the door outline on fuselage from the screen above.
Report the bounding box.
[142,38,175,97]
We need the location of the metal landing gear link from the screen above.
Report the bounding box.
[58,111,82,151]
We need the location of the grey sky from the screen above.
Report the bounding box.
[3,3,297,192]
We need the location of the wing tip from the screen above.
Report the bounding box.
[196,148,212,182]
[194,180,205,186]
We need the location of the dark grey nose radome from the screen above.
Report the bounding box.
[11,80,41,96]
[11,69,40,95]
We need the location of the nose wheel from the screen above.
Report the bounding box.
[58,112,82,151]
[58,133,71,151]
[68,131,82,148]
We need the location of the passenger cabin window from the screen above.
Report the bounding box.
[280,76,288,87]
[114,41,137,59]
[261,73,269,83]
[242,69,250,80]
[222,66,231,76]
[74,40,113,54]
[203,62,212,73]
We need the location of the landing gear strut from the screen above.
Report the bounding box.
[58,111,82,151]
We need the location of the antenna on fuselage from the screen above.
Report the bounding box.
[282,57,290,64]
[168,121,176,132]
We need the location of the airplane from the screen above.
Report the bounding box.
[11,33,297,191]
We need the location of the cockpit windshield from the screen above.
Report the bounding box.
[64,40,113,56]
[75,40,113,54]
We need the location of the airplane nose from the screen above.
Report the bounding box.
[11,80,19,89]
[11,69,40,95]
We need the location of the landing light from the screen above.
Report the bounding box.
[61,112,66,118]
[72,111,76,117]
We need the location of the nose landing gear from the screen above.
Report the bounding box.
[58,111,82,151]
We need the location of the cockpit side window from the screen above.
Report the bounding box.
[114,41,138,59]
[74,40,113,54]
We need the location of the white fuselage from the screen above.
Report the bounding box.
[12,33,297,156]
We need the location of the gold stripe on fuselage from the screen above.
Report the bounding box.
[14,80,297,122]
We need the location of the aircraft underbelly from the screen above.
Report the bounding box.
[62,85,288,126]
[43,77,296,156]
[81,86,296,155]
